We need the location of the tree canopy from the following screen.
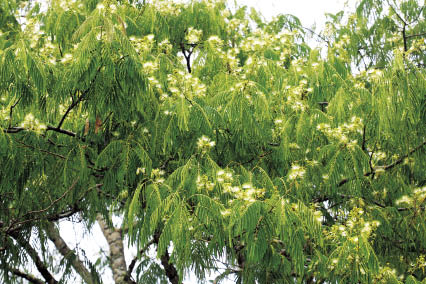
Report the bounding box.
[0,0,425,283]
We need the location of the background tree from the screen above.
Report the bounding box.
[0,0,425,283]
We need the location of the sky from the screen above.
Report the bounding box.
[234,0,356,28]
[30,0,357,283]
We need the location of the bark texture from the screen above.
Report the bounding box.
[96,215,128,284]
[45,222,97,284]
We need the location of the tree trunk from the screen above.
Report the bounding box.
[96,215,129,284]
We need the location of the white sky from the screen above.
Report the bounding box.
[27,1,357,284]
[235,0,357,27]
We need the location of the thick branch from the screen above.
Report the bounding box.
[153,232,180,284]
[46,126,76,137]
[6,205,81,235]
[10,232,58,284]
[180,43,192,73]
[45,222,97,284]
[3,126,25,133]
[9,268,44,284]
[56,91,86,130]
[125,239,155,282]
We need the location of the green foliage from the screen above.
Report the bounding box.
[0,0,425,283]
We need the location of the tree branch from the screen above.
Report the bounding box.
[9,268,44,284]
[56,91,86,130]
[406,32,426,39]
[5,205,81,235]
[153,231,180,284]
[45,222,98,284]
[302,26,330,46]
[46,126,76,137]
[8,95,22,128]
[3,126,26,133]
[180,43,193,73]
[338,140,426,187]
[47,64,103,137]
[125,239,156,282]
[10,232,58,284]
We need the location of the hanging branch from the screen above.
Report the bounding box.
[406,32,426,39]
[45,222,98,284]
[10,232,58,284]
[8,268,45,284]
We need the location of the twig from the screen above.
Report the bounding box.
[406,32,426,39]
[25,179,78,216]
[15,140,66,160]
[338,140,426,187]
[5,180,78,234]
[301,26,330,46]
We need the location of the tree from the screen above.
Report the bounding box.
[0,0,425,283]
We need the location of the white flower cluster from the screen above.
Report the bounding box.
[197,135,215,153]
[152,0,182,16]
[0,105,9,121]
[167,70,206,99]
[147,77,164,95]
[227,18,245,33]
[204,35,241,73]
[225,48,241,73]
[185,27,202,44]
[20,113,47,134]
[158,39,172,53]
[61,53,73,64]
[129,34,155,54]
[316,116,363,144]
[204,0,225,9]
[196,175,215,191]
[371,151,386,166]
[151,168,165,184]
[240,32,269,53]
[215,170,265,204]
[287,164,306,181]
[395,186,426,207]
[142,61,158,74]
[207,36,223,48]
[240,29,294,56]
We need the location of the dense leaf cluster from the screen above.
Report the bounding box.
[0,0,425,283]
